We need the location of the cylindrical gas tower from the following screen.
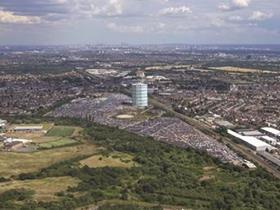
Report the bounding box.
[132,83,148,108]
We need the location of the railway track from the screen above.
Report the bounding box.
[149,97,280,179]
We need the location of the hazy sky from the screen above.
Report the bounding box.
[0,0,279,45]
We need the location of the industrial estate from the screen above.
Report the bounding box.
[0,45,280,209]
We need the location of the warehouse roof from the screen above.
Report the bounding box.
[261,127,280,137]
[13,126,43,130]
[261,136,277,143]
[228,130,271,148]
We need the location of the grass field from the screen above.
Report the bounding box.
[39,138,78,149]
[46,126,75,137]
[0,143,98,177]
[0,176,80,201]
[80,152,136,168]
[32,136,61,143]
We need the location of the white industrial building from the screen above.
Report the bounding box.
[227,129,272,151]
[242,160,257,169]
[0,119,7,129]
[259,136,277,146]
[11,125,43,132]
[136,71,145,78]
[4,138,32,144]
[132,83,148,108]
[261,127,280,140]
[240,130,263,137]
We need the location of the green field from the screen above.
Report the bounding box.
[46,126,75,137]
[0,143,98,177]
[39,138,78,149]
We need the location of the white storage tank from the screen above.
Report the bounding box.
[132,83,148,108]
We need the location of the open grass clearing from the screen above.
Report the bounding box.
[80,152,137,168]
[0,143,98,177]
[31,136,62,143]
[46,126,76,137]
[199,166,217,181]
[0,176,80,202]
[39,138,78,149]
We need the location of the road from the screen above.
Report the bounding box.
[149,97,280,179]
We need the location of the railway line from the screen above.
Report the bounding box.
[149,97,280,179]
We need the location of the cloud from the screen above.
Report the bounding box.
[0,0,177,21]
[228,15,243,21]
[106,22,144,33]
[232,0,251,8]
[80,0,124,17]
[210,17,225,27]
[106,21,167,33]
[249,11,273,21]
[0,0,124,20]
[0,0,74,21]
[0,0,279,44]
[159,6,192,17]
[0,10,41,24]
[219,0,251,11]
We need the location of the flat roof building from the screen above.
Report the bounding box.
[0,119,7,128]
[228,129,272,151]
[240,130,263,136]
[259,136,277,145]
[136,71,145,78]
[261,127,280,139]
[4,138,32,144]
[11,125,43,132]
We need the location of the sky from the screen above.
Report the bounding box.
[0,0,279,45]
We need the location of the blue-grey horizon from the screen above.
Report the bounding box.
[0,0,279,45]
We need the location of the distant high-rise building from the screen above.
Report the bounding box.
[132,83,148,108]
[136,70,145,78]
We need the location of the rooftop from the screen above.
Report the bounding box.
[228,130,272,148]
[261,127,280,137]
[13,126,43,130]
